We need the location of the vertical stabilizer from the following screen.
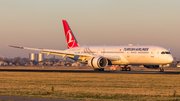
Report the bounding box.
[62,20,79,49]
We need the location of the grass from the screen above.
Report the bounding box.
[0,72,179,101]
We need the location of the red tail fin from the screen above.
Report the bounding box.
[62,20,79,49]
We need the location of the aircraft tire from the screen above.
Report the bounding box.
[94,69,98,71]
[127,67,131,71]
[101,68,104,71]
[94,68,104,71]
[120,67,123,71]
[123,67,127,71]
[160,68,164,72]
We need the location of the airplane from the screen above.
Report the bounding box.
[9,20,173,72]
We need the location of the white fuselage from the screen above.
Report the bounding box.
[66,45,173,65]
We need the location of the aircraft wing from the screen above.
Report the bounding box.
[9,45,120,62]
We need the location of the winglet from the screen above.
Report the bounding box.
[62,20,79,49]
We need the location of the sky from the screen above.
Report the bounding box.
[0,0,180,58]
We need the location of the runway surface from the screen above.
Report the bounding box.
[0,96,79,101]
[0,69,180,74]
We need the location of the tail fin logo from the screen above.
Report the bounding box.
[66,30,76,48]
[63,20,79,49]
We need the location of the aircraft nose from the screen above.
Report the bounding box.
[167,56,173,63]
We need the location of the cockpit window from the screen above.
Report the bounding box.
[161,52,165,54]
[161,51,171,54]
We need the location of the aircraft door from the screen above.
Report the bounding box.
[151,49,155,58]
[150,49,159,64]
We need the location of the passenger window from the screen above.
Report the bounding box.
[161,52,165,54]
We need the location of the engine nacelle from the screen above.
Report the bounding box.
[144,65,159,69]
[88,56,108,69]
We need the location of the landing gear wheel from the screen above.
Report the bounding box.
[160,68,164,72]
[94,68,104,71]
[101,68,104,71]
[126,67,131,71]
[120,65,131,71]
[120,67,123,71]
[123,67,127,71]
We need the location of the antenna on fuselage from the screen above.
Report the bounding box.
[168,48,171,52]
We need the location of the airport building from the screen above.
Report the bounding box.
[29,53,44,62]
[37,53,44,62]
[29,53,38,61]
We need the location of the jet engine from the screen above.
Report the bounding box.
[144,65,159,69]
[88,56,108,69]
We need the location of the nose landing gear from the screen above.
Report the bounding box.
[160,68,164,72]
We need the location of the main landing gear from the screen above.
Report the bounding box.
[94,68,104,71]
[120,65,131,71]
